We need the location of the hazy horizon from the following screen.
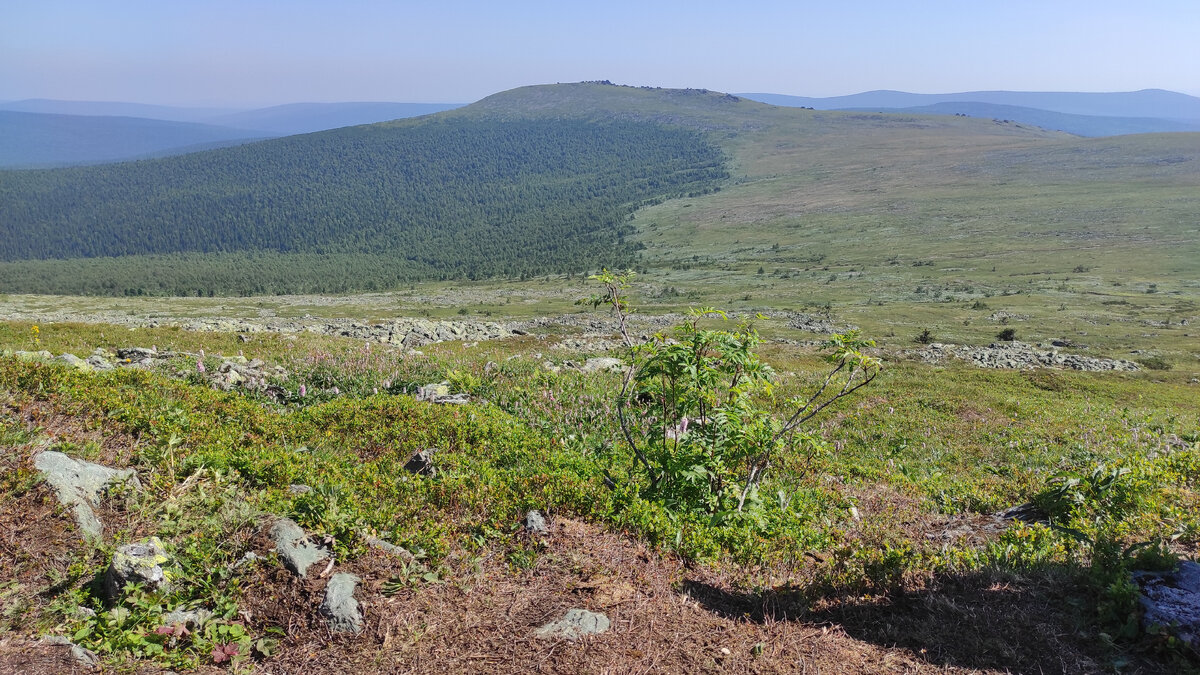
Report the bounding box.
[3,1,1198,108]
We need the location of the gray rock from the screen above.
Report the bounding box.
[1135,562,1200,649]
[104,537,170,600]
[579,357,624,374]
[162,607,213,629]
[288,484,313,495]
[13,350,53,362]
[53,353,92,371]
[34,450,140,540]
[85,354,114,370]
[403,449,437,477]
[116,347,157,361]
[365,536,416,562]
[269,518,331,578]
[415,382,469,404]
[40,635,100,669]
[524,510,549,535]
[320,573,363,633]
[535,608,611,641]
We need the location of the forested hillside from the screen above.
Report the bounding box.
[0,116,726,295]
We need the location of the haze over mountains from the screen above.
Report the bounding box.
[739,89,1200,137]
[4,88,1197,168]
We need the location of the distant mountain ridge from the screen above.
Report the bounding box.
[0,100,466,167]
[739,89,1200,137]
[0,111,274,168]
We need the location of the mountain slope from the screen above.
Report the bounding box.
[0,105,728,293]
[0,111,274,168]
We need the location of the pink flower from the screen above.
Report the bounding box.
[197,360,206,374]
[299,384,307,397]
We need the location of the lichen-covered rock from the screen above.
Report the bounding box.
[524,510,549,535]
[269,518,330,578]
[579,357,624,374]
[104,537,171,600]
[535,608,610,641]
[53,353,92,370]
[1135,561,1200,649]
[320,573,363,633]
[34,451,140,540]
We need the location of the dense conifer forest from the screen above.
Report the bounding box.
[0,118,726,295]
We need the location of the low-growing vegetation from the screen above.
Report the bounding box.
[1,298,1198,670]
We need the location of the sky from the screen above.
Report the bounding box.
[2,0,1198,108]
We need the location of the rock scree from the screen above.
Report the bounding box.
[914,341,1139,371]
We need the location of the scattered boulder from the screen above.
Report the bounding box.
[524,510,550,535]
[535,608,611,641]
[53,353,91,371]
[320,573,363,634]
[12,350,52,362]
[34,450,140,540]
[1134,561,1200,650]
[403,449,437,477]
[288,484,313,495]
[269,518,331,578]
[85,353,114,370]
[579,357,624,374]
[416,382,469,405]
[104,537,171,600]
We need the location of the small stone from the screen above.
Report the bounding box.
[524,510,549,535]
[288,484,313,495]
[105,537,171,600]
[162,608,213,629]
[321,573,363,633]
[535,608,610,641]
[366,537,416,563]
[403,449,437,477]
[269,518,331,578]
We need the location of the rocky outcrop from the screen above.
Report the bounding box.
[913,341,1139,372]
[34,451,141,540]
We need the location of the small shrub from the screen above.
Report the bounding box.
[996,328,1017,341]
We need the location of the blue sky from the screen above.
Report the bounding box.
[2,1,1197,106]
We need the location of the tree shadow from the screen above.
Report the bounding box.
[682,567,1152,674]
